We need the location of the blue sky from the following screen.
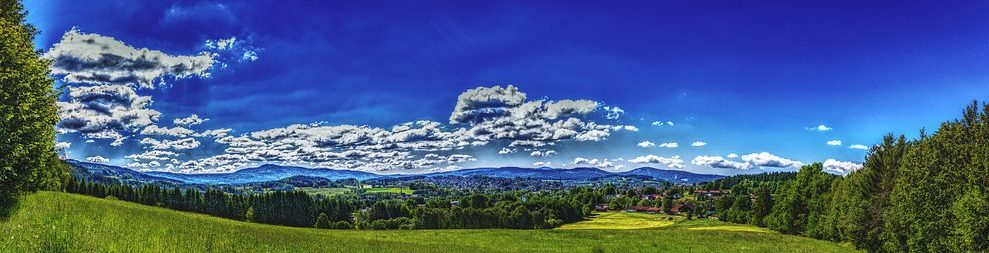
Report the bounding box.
[29,0,989,175]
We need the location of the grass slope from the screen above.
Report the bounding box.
[0,192,858,253]
[557,212,682,230]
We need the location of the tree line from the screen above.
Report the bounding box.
[64,176,599,230]
[710,102,989,253]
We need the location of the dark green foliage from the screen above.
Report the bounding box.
[64,178,596,230]
[0,0,67,217]
[707,102,989,253]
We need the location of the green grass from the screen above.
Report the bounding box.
[297,187,353,196]
[364,187,410,194]
[557,212,681,230]
[0,192,859,252]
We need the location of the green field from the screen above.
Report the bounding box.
[364,187,410,194]
[0,192,858,252]
[297,187,353,196]
[558,212,682,230]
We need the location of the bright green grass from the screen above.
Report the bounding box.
[0,192,860,253]
[364,187,410,194]
[557,212,681,230]
[298,187,352,196]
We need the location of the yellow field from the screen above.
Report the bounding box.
[557,212,681,230]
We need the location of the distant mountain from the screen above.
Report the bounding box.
[615,167,724,183]
[65,160,724,185]
[66,159,182,186]
[145,164,379,185]
[417,167,613,181]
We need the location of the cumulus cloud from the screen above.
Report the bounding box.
[691,156,753,170]
[125,150,179,161]
[44,28,214,88]
[203,36,262,67]
[140,125,194,137]
[659,142,678,148]
[691,141,707,147]
[822,159,863,174]
[55,142,72,157]
[741,152,803,169]
[603,106,624,120]
[808,124,832,131]
[55,142,72,150]
[89,86,630,173]
[530,150,557,157]
[173,114,207,127]
[651,121,674,127]
[57,85,160,137]
[193,128,233,138]
[532,161,551,167]
[449,86,621,144]
[726,153,738,158]
[827,140,842,146]
[572,157,620,169]
[849,144,869,150]
[637,141,656,148]
[629,155,685,169]
[86,156,110,164]
[139,137,201,150]
[449,85,527,124]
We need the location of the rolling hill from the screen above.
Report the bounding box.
[0,192,858,253]
[66,160,724,185]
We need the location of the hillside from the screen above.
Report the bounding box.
[67,160,724,185]
[0,192,857,253]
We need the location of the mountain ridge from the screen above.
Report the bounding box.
[65,159,724,185]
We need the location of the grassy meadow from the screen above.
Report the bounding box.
[363,187,411,194]
[0,192,858,253]
[557,212,682,230]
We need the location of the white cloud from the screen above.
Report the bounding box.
[140,125,194,137]
[204,37,237,50]
[55,142,72,150]
[572,157,620,169]
[650,121,674,127]
[139,137,201,150]
[822,159,863,175]
[78,85,634,173]
[44,28,213,88]
[726,153,738,158]
[572,157,597,166]
[530,150,557,157]
[827,140,842,146]
[449,86,618,145]
[659,142,679,148]
[86,156,110,164]
[193,128,233,138]
[741,152,804,169]
[604,106,624,120]
[449,85,527,124]
[629,155,685,169]
[532,161,551,167]
[808,124,833,131]
[125,150,179,161]
[173,114,207,127]
[691,141,707,147]
[204,36,261,66]
[57,84,160,136]
[849,144,869,150]
[691,156,753,170]
[637,141,656,148]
